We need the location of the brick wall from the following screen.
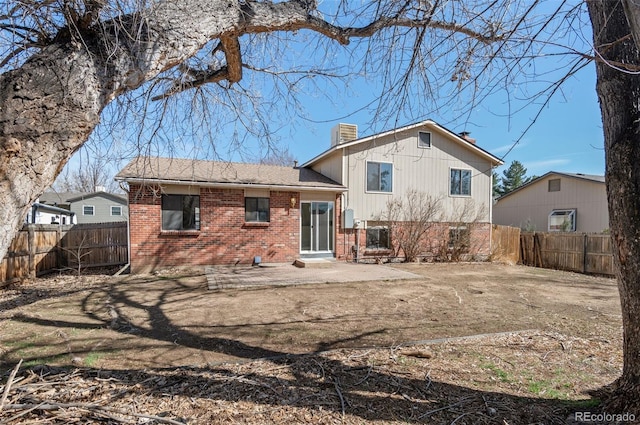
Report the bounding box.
[351,221,492,262]
[127,185,492,272]
[128,185,301,272]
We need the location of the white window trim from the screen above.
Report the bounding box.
[365,160,394,194]
[110,205,122,216]
[418,131,432,149]
[83,205,95,216]
[449,167,472,197]
[548,209,576,232]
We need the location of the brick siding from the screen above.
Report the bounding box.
[128,185,303,272]
[128,185,491,272]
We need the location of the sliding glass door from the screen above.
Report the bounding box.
[300,202,334,253]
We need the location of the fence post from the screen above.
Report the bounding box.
[27,225,35,279]
[583,233,588,274]
[56,226,63,270]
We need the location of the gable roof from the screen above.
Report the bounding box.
[496,171,605,201]
[40,191,127,205]
[66,192,127,204]
[301,119,504,168]
[116,156,346,192]
[39,191,79,205]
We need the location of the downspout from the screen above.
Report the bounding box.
[115,184,130,276]
[489,164,495,257]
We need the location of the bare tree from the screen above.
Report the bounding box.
[259,146,298,167]
[377,189,442,262]
[0,0,542,264]
[438,199,489,262]
[0,0,640,410]
[53,156,119,193]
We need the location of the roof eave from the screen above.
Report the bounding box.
[116,177,347,192]
[301,119,503,167]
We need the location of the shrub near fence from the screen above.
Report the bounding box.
[520,232,615,276]
[0,222,128,285]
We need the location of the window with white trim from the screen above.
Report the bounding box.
[111,206,122,216]
[548,209,576,232]
[366,227,390,250]
[83,205,95,216]
[162,194,200,230]
[450,169,471,196]
[418,131,431,148]
[366,161,393,192]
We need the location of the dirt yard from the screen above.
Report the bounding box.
[0,263,624,424]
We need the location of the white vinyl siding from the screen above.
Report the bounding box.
[341,123,493,222]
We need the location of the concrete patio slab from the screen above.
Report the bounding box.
[205,262,421,290]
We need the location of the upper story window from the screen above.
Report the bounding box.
[83,205,95,216]
[450,169,471,196]
[245,197,270,222]
[418,131,431,148]
[162,194,200,230]
[111,206,122,216]
[548,178,561,192]
[366,161,393,193]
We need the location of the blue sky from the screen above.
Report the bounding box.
[281,61,604,179]
[64,1,605,184]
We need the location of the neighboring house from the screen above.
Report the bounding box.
[38,191,128,224]
[116,120,503,273]
[26,202,76,225]
[492,171,608,233]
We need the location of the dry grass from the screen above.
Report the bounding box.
[0,264,624,423]
[0,330,621,424]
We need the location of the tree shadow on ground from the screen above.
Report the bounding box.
[1,274,618,423]
[1,354,601,424]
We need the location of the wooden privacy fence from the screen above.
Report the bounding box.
[491,225,521,264]
[520,232,614,276]
[1,222,128,284]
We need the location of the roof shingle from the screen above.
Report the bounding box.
[116,157,345,190]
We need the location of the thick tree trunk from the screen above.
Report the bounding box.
[588,0,640,413]
[0,0,331,261]
[0,44,102,261]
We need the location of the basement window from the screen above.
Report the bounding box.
[366,227,390,250]
[448,226,470,251]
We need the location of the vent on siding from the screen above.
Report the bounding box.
[331,123,358,147]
